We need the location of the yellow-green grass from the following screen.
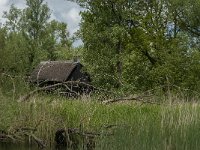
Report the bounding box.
[1,92,200,149]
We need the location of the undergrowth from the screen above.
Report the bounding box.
[1,90,200,149]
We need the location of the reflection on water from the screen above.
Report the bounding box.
[0,143,39,150]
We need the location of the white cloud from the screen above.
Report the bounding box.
[0,0,8,6]
[0,0,9,23]
[67,8,81,23]
[0,0,83,46]
[50,13,57,20]
[60,7,81,35]
[45,0,82,35]
[0,0,26,23]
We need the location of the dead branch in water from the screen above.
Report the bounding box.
[0,128,46,149]
[0,130,18,142]
[23,132,46,149]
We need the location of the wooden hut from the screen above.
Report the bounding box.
[29,61,91,95]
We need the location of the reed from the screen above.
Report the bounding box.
[1,91,200,149]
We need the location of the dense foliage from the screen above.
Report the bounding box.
[74,0,200,92]
[1,1,200,149]
[0,0,72,75]
[1,0,200,94]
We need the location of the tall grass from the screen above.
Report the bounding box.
[97,103,200,150]
[1,85,200,149]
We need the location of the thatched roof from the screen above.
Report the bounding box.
[30,61,81,83]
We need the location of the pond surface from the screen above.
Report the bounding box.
[0,143,39,150]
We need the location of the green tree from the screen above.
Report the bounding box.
[170,0,200,37]
[0,27,7,73]
[1,32,30,73]
[2,0,72,74]
[20,0,51,67]
[3,4,22,32]
[42,20,72,60]
[77,0,137,88]
[75,0,200,92]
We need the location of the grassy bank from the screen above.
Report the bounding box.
[1,91,200,149]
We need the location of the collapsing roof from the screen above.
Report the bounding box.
[29,61,93,96]
[29,61,89,83]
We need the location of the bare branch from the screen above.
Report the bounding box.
[102,95,158,105]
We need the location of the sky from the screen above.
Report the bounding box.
[0,0,82,46]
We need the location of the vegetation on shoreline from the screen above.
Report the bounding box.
[1,0,200,149]
[1,89,200,149]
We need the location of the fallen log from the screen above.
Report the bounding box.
[19,82,64,102]
[18,81,114,102]
[23,132,46,149]
[0,128,46,149]
[101,94,160,105]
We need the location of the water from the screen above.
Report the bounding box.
[0,143,39,150]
